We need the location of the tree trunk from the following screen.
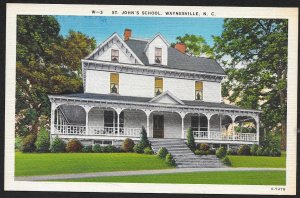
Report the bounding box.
[280,119,287,151]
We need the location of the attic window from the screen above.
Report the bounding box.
[111,49,119,62]
[155,48,162,64]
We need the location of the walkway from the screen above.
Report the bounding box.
[15,167,286,181]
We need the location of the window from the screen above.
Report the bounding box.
[155,77,163,96]
[110,73,119,94]
[104,111,124,133]
[155,48,162,64]
[195,81,203,100]
[111,49,119,62]
[191,115,208,132]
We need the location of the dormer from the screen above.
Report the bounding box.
[144,34,170,66]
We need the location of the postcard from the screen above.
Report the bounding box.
[5,3,298,195]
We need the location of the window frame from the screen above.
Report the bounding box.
[111,49,119,62]
[154,47,162,64]
[110,73,119,94]
[154,77,163,96]
[195,81,203,101]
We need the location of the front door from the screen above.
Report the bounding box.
[153,115,164,138]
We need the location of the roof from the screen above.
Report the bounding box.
[125,39,225,75]
[50,93,255,111]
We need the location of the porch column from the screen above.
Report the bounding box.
[178,112,186,139]
[206,114,212,140]
[114,108,123,136]
[50,102,59,143]
[255,116,260,143]
[82,105,93,135]
[144,110,152,138]
[231,115,237,141]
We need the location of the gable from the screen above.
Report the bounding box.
[86,33,144,65]
[149,91,184,105]
[145,34,169,65]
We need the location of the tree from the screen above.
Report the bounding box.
[213,19,287,149]
[172,34,213,58]
[186,128,196,151]
[16,16,96,136]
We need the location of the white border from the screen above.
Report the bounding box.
[5,3,298,195]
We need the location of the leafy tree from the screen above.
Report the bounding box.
[172,34,213,58]
[16,15,96,136]
[213,19,287,150]
[35,127,50,152]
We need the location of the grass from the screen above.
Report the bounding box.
[60,170,286,185]
[228,152,286,168]
[15,152,172,176]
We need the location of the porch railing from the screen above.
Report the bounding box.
[193,130,257,142]
[54,124,140,137]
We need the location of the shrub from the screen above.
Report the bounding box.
[237,145,251,155]
[186,128,196,151]
[21,133,36,153]
[133,144,144,153]
[82,145,93,153]
[222,156,232,166]
[157,147,168,158]
[104,145,118,153]
[209,149,216,155]
[250,144,259,156]
[199,143,210,151]
[66,139,83,152]
[15,135,22,151]
[140,126,150,149]
[194,149,201,155]
[92,144,102,153]
[270,148,281,157]
[122,138,135,152]
[216,147,226,159]
[50,136,66,153]
[256,147,264,156]
[35,128,50,152]
[144,147,153,154]
[226,148,233,155]
[165,153,176,166]
[262,147,271,156]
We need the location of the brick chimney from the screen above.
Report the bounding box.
[124,29,132,41]
[175,43,186,53]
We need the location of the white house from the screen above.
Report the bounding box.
[48,29,261,147]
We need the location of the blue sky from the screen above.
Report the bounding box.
[55,16,224,47]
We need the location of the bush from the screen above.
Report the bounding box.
[133,144,144,153]
[140,126,150,149]
[35,128,50,152]
[186,128,196,151]
[270,148,281,157]
[222,156,232,166]
[256,147,264,156]
[104,145,118,153]
[209,149,216,155]
[50,136,66,153]
[250,144,259,156]
[66,139,83,152]
[15,135,23,151]
[82,145,93,153]
[21,133,36,153]
[92,144,102,153]
[262,147,271,156]
[226,148,233,155]
[237,145,251,155]
[165,153,176,166]
[216,147,226,159]
[199,143,210,151]
[122,138,135,152]
[194,149,201,155]
[157,147,168,158]
[144,147,153,154]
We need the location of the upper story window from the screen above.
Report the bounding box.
[195,81,203,101]
[155,77,163,96]
[111,49,119,62]
[110,73,119,94]
[155,48,162,64]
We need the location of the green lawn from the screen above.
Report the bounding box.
[228,152,286,168]
[15,152,172,176]
[61,170,286,185]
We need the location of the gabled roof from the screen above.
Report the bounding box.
[125,39,225,75]
[149,91,184,105]
[86,33,144,65]
[144,33,170,52]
